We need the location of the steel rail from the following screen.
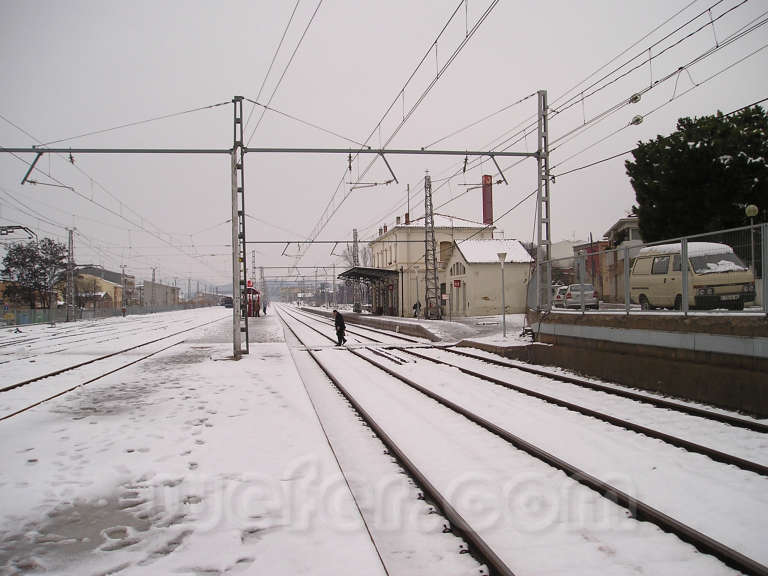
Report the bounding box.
[398,348,768,477]
[276,305,516,576]
[0,315,229,393]
[290,307,421,344]
[0,340,186,423]
[442,346,768,433]
[278,305,768,576]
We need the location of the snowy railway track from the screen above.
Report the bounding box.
[439,346,768,433]
[0,314,228,422]
[397,347,768,477]
[287,306,426,345]
[277,304,768,576]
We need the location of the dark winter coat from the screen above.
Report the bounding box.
[334,312,346,331]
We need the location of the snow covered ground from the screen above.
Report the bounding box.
[1,306,765,575]
[0,309,392,575]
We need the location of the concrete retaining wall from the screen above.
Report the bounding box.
[460,312,768,417]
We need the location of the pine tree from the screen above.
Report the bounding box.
[2,238,67,308]
[626,106,768,242]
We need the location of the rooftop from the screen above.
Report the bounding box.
[455,239,533,264]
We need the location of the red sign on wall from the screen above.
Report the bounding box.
[453,279,461,288]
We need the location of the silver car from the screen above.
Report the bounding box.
[564,283,599,309]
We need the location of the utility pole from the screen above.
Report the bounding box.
[150,267,156,313]
[231,96,248,359]
[66,228,75,322]
[187,277,191,306]
[260,266,267,307]
[536,89,552,310]
[423,173,440,319]
[120,264,127,310]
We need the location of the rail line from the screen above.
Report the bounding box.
[277,304,768,576]
[277,305,515,576]
[396,347,768,477]
[440,346,768,433]
[288,306,424,344]
[1,315,227,393]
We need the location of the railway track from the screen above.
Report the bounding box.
[0,313,228,422]
[277,304,768,576]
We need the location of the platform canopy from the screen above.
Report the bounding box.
[338,267,398,283]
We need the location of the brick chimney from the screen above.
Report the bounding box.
[396,216,401,225]
[383,224,388,234]
[405,212,410,225]
[378,227,382,236]
[482,174,493,225]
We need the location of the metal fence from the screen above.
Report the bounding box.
[2,303,220,327]
[529,223,766,315]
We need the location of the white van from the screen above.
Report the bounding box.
[630,242,755,310]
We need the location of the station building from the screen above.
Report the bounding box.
[340,213,492,316]
[445,238,533,316]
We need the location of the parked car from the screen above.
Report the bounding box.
[630,242,755,310]
[553,286,568,308]
[221,296,233,308]
[563,283,599,309]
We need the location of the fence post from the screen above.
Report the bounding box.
[579,251,586,314]
[681,238,689,316]
[624,245,631,316]
[762,223,768,315]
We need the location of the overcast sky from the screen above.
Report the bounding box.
[1,0,767,291]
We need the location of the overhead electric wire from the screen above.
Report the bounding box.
[244,0,302,131]
[37,101,231,147]
[246,0,324,145]
[1,117,231,278]
[297,0,499,261]
[351,0,740,240]
[550,38,768,173]
[422,91,537,150]
[244,98,366,147]
[549,6,768,153]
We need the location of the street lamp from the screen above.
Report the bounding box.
[497,252,507,338]
[746,204,758,270]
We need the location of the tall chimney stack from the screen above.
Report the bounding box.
[383,224,388,234]
[482,174,493,225]
[405,212,410,225]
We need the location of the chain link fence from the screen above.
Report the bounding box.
[528,223,765,315]
[2,303,221,327]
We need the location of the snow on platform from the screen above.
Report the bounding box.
[0,311,387,575]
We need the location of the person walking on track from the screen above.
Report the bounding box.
[333,309,347,346]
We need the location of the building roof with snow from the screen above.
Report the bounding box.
[454,239,533,264]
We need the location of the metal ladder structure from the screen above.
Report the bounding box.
[536,89,552,310]
[423,173,441,319]
[231,96,249,358]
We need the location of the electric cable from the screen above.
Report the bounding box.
[37,101,231,147]
[244,0,303,131]
[246,0,324,145]
[244,98,366,147]
[298,0,499,261]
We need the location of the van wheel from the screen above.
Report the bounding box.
[639,295,651,310]
[674,295,682,310]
